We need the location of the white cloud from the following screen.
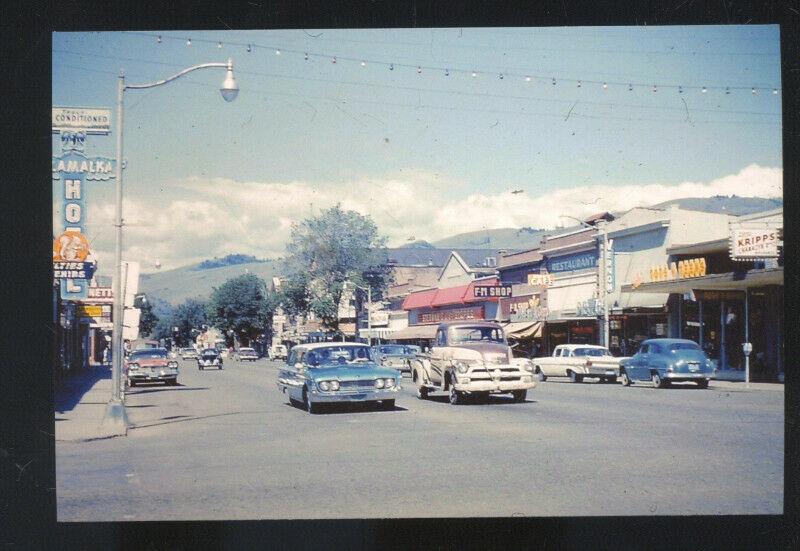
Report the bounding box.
[60,164,781,274]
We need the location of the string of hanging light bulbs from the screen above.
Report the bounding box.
[144,32,781,96]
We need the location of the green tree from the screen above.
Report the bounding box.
[282,204,392,332]
[206,273,280,346]
[171,298,208,347]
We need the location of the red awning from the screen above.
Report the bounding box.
[402,288,438,310]
[430,285,469,307]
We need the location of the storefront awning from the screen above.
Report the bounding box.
[503,321,542,339]
[622,267,783,294]
[390,324,439,340]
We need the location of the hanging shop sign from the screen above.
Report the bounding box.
[52,128,116,300]
[369,311,390,326]
[527,273,554,287]
[649,257,707,282]
[694,290,744,302]
[604,238,615,293]
[508,295,549,322]
[52,107,112,135]
[546,250,597,273]
[473,285,513,298]
[576,298,603,317]
[418,306,484,325]
[729,229,779,260]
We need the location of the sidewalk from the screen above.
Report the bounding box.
[709,380,784,392]
[55,366,127,442]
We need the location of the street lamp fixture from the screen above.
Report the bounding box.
[106,59,239,430]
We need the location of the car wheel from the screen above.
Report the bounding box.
[449,381,463,405]
[606,376,617,384]
[378,399,395,410]
[696,379,709,389]
[652,372,666,388]
[167,379,178,386]
[535,368,546,382]
[304,388,318,414]
[512,389,527,402]
[199,366,204,370]
[129,380,136,387]
[569,370,583,383]
[620,371,631,386]
[415,371,428,400]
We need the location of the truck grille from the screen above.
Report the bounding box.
[483,354,508,365]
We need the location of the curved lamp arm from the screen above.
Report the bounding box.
[125,59,233,90]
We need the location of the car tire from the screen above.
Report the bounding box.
[606,376,617,384]
[620,371,631,386]
[415,370,428,400]
[535,368,546,382]
[449,381,463,405]
[569,370,583,383]
[473,391,490,404]
[379,399,395,410]
[696,379,709,389]
[652,372,666,388]
[129,380,136,387]
[512,389,527,402]
[199,366,204,370]
[304,388,318,414]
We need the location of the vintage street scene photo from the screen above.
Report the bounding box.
[53,27,783,520]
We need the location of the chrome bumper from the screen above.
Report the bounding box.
[129,369,178,380]
[665,371,711,379]
[309,386,401,403]
[453,378,536,392]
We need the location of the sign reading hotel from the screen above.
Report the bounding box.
[52,107,112,135]
[730,229,779,260]
[52,107,116,300]
[418,306,484,325]
[473,285,512,298]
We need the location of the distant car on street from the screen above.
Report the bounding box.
[533,344,626,383]
[276,342,401,413]
[181,347,198,360]
[268,344,288,360]
[234,347,259,362]
[125,348,179,387]
[198,348,223,370]
[619,338,714,388]
[372,344,415,375]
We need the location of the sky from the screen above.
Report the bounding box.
[52,26,783,274]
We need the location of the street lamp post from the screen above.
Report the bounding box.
[347,282,373,347]
[105,60,238,430]
[559,215,610,349]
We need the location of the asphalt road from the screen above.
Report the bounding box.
[57,357,783,520]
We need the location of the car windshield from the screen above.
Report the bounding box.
[379,345,409,355]
[130,349,167,360]
[669,342,701,352]
[240,348,255,353]
[572,347,609,357]
[304,346,373,367]
[449,326,505,344]
[202,350,219,356]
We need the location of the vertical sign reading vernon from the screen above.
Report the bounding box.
[52,107,114,300]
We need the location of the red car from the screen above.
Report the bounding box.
[126,348,179,386]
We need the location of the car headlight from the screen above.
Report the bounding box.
[168,361,178,368]
[128,363,139,370]
[374,378,385,389]
[329,380,340,391]
[456,362,469,374]
[522,361,534,372]
[319,381,330,391]
[384,378,395,388]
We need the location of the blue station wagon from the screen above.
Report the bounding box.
[619,338,714,388]
[277,342,402,413]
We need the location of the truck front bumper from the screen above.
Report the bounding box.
[453,378,536,393]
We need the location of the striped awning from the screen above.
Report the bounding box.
[503,321,542,339]
[390,324,439,340]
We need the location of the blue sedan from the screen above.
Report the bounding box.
[619,338,714,389]
[276,342,402,413]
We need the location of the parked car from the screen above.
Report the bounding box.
[198,348,223,370]
[276,342,402,413]
[618,338,714,388]
[269,344,288,360]
[372,344,415,375]
[533,344,626,383]
[409,321,536,405]
[125,348,179,386]
[216,346,229,359]
[181,347,198,360]
[405,345,422,356]
[234,347,259,361]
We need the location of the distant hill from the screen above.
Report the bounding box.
[193,253,266,271]
[140,259,278,305]
[430,227,548,250]
[650,195,782,216]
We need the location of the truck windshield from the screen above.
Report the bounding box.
[449,326,505,344]
[572,348,609,357]
[379,345,409,355]
[305,346,374,367]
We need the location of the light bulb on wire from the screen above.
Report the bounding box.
[525,76,531,82]
[602,82,607,89]
[702,86,707,93]
[186,38,192,46]
[577,80,581,88]
[628,83,632,91]
[246,44,251,53]
[304,52,309,60]
[275,49,281,55]
[552,78,556,86]
[773,88,778,95]
[499,73,504,80]
[156,36,162,43]
[445,68,449,76]
[361,60,366,67]
[417,66,422,74]
[332,56,336,64]
[472,71,477,78]
[217,42,222,48]
[389,63,394,71]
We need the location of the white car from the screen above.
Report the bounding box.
[533,344,626,383]
[234,347,259,361]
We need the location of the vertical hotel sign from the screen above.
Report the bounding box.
[52,107,114,300]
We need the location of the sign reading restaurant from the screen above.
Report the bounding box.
[473,285,512,298]
[730,228,779,260]
[546,250,597,273]
[52,107,112,135]
[418,306,484,325]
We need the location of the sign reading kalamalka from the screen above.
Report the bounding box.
[473,285,512,298]
[52,107,112,135]
[730,229,779,260]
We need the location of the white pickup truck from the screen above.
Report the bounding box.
[533,344,625,383]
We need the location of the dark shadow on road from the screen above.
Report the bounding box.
[127,387,210,396]
[125,404,156,408]
[55,366,111,413]
[283,401,408,415]
[129,410,270,430]
[418,394,537,406]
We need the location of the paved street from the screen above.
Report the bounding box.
[56,358,783,521]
